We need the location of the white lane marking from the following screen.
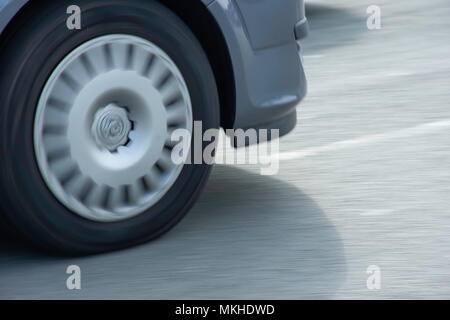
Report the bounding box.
[360,209,396,216]
[298,114,319,120]
[274,120,450,161]
[386,72,414,77]
[303,55,325,59]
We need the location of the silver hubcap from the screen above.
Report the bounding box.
[34,35,193,222]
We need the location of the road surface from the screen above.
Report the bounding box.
[1,0,450,299]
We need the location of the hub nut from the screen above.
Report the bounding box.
[92,103,132,152]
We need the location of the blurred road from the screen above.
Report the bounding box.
[1,0,450,299]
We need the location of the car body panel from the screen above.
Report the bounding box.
[0,0,27,34]
[233,0,306,50]
[208,0,307,132]
[0,0,307,134]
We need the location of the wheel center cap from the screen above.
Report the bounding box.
[92,104,132,152]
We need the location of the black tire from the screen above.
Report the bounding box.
[0,0,219,254]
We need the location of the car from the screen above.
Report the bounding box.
[0,0,308,254]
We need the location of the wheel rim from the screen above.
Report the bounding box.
[34,34,193,222]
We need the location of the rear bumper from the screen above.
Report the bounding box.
[207,0,308,144]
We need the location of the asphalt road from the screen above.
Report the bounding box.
[1,0,450,299]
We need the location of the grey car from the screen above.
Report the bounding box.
[0,0,308,253]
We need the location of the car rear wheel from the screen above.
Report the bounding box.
[0,0,219,254]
